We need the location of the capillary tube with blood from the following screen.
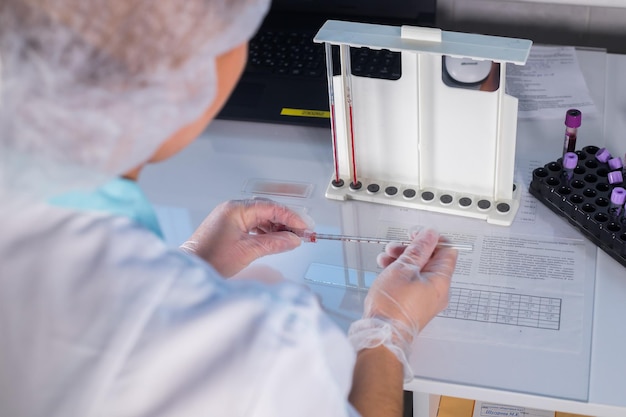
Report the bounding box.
[324,43,343,187]
[266,223,473,251]
[340,44,360,189]
[300,231,473,251]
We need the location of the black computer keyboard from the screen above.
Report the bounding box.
[248,30,402,80]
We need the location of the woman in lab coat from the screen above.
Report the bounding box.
[0,1,458,416]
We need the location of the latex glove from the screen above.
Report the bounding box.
[348,228,458,381]
[180,198,313,277]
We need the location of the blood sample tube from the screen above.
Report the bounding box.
[596,148,611,163]
[608,171,623,185]
[608,157,623,171]
[608,157,624,185]
[563,109,581,156]
[609,187,625,220]
[561,152,578,185]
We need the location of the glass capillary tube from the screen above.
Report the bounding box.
[340,44,359,187]
[301,231,473,251]
[264,223,473,251]
[324,43,341,185]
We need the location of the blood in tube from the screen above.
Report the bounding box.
[340,44,360,189]
[563,109,581,156]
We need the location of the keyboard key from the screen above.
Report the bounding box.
[248,30,401,80]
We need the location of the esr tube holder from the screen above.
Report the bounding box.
[314,21,532,226]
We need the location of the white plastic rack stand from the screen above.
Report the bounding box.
[313,21,532,226]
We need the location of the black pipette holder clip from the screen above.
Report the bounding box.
[529,145,626,267]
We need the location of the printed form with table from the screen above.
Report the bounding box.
[141,37,626,417]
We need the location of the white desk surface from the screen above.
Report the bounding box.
[140,51,626,417]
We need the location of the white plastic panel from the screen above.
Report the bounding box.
[316,21,532,225]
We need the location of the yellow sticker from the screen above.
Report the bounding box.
[280,108,330,119]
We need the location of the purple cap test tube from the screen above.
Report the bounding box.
[609,187,626,219]
[563,152,578,169]
[562,109,581,156]
[608,157,623,171]
[608,171,623,185]
[565,109,582,128]
[561,152,578,184]
[612,187,626,204]
[596,148,612,163]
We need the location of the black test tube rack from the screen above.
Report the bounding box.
[529,145,626,267]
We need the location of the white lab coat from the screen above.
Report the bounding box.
[0,199,360,417]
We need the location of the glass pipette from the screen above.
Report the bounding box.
[265,223,473,251]
[302,231,473,251]
[340,44,359,188]
[324,42,342,186]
